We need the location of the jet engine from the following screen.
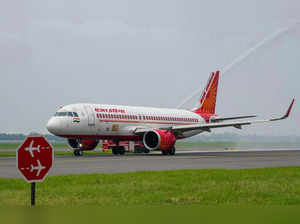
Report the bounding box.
[143,129,176,151]
[67,139,99,151]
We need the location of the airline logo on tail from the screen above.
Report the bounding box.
[193,71,220,116]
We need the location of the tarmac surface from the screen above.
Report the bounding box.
[1,147,300,178]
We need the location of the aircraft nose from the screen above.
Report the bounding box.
[46,118,60,135]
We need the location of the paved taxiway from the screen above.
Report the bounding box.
[1,149,300,178]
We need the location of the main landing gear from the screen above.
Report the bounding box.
[112,146,126,155]
[161,147,176,156]
[134,146,150,154]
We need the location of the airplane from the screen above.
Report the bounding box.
[30,160,45,176]
[46,70,295,156]
[25,140,40,158]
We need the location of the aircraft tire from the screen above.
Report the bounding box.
[161,150,168,155]
[74,149,83,156]
[143,148,150,154]
[119,146,125,155]
[112,147,119,155]
[168,147,176,155]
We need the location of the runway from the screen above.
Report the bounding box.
[1,148,300,178]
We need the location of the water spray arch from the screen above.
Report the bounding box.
[177,23,300,109]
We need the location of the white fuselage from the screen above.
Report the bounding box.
[47,103,206,140]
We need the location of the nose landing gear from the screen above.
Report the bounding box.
[74,149,83,156]
[73,142,83,156]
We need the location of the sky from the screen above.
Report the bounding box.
[0,0,299,135]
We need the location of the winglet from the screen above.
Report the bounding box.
[271,98,295,121]
[284,98,295,119]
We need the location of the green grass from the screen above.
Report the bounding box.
[1,167,300,206]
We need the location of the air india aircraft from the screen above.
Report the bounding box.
[46,71,295,156]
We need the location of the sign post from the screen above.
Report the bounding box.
[17,136,54,206]
[31,182,36,206]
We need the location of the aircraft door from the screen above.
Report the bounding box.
[84,105,95,126]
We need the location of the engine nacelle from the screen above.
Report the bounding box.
[143,130,176,151]
[67,139,99,151]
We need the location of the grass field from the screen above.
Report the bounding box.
[1,167,300,206]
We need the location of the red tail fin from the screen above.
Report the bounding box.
[193,71,220,115]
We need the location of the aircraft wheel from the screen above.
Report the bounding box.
[119,146,125,155]
[168,147,176,155]
[143,148,150,154]
[74,149,83,156]
[112,147,119,155]
[161,150,168,155]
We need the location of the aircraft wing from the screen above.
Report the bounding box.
[169,99,295,134]
[134,99,295,135]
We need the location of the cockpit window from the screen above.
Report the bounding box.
[55,112,67,117]
[54,112,74,117]
[54,111,79,117]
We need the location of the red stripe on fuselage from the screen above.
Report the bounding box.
[97,119,197,125]
[58,134,143,141]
